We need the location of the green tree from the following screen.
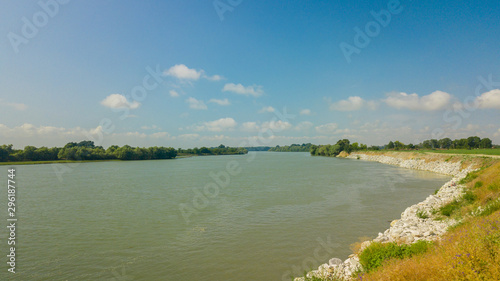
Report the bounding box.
[386,141,395,149]
[438,138,452,149]
[479,138,492,148]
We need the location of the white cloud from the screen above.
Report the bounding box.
[261,120,292,132]
[141,125,159,130]
[315,123,339,134]
[295,121,314,131]
[164,64,202,80]
[329,96,377,111]
[100,94,140,109]
[169,90,180,97]
[241,122,260,132]
[0,99,27,111]
[194,118,237,132]
[150,132,170,138]
[204,74,224,81]
[222,83,263,97]
[384,91,451,111]
[299,109,311,115]
[475,89,500,109]
[258,106,275,113]
[209,98,231,106]
[186,97,207,110]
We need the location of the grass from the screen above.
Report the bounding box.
[440,200,462,217]
[358,241,433,273]
[416,209,429,219]
[355,212,500,281]
[356,160,500,280]
[418,148,500,156]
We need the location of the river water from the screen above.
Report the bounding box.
[0,152,450,281]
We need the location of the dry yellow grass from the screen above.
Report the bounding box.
[356,160,500,281]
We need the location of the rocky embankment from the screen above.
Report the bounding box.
[295,152,475,281]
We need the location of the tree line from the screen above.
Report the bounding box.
[177,144,248,155]
[310,139,378,157]
[310,136,496,157]
[0,141,177,162]
[384,136,493,150]
[268,143,314,152]
[0,141,247,162]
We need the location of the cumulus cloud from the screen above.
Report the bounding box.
[329,96,377,111]
[299,109,311,115]
[315,123,339,134]
[259,106,275,113]
[222,83,263,97]
[384,91,451,111]
[169,90,180,97]
[164,64,202,80]
[261,120,292,132]
[204,74,224,81]
[100,94,140,109]
[241,122,260,132]
[295,121,314,131]
[209,98,231,106]
[475,89,500,109]
[194,118,237,132]
[186,97,207,110]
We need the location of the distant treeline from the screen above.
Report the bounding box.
[384,136,493,150]
[310,139,375,157]
[0,141,247,162]
[268,143,314,152]
[310,136,496,157]
[244,146,271,151]
[177,144,248,155]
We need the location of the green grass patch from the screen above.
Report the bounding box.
[459,172,479,184]
[359,241,433,273]
[440,200,462,217]
[474,181,484,188]
[488,183,500,191]
[479,200,500,217]
[463,190,477,203]
[419,148,500,156]
[416,209,429,219]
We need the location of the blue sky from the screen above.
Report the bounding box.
[1,0,500,148]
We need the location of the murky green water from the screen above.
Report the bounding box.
[0,152,449,281]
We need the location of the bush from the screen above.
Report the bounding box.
[416,209,429,219]
[359,241,432,272]
[459,172,478,184]
[463,191,477,203]
[440,200,461,217]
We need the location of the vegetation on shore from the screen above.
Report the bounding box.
[304,152,500,280]
[309,136,497,158]
[269,143,314,152]
[0,141,247,164]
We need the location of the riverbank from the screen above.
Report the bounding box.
[296,151,498,280]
